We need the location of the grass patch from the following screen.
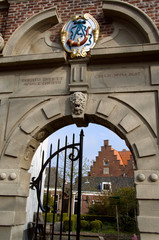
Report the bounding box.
[101,222,117,234]
[80,221,137,236]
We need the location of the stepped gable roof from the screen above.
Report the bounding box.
[88,140,132,176]
[111,147,124,166]
[104,140,131,167]
[110,145,131,167]
[119,150,131,166]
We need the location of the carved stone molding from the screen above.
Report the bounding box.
[0,34,4,52]
[102,0,159,43]
[135,170,159,185]
[3,7,61,56]
[69,61,89,92]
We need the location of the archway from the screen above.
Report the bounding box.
[1,94,159,239]
[24,122,135,239]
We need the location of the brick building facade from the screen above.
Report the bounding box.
[79,140,135,214]
[1,0,159,46]
[44,141,135,215]
[88,140,135,178]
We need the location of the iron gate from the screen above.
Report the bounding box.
[30,130,84,240]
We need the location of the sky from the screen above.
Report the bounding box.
[47,123,129,163]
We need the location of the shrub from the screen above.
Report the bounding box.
[61,213,68,221]
[119,215,136,232]
[81,214,116,223]
[42,212,57,223]
[63,216,76,232]
[43,193,54,212]
[95,219,102,228]
[90,220,102,231]
[80,220,89,230]
[63,217,72,232]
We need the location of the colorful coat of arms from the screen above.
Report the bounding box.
[61,14,99,58]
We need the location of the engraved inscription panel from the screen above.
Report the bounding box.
[90,67,147,88]
[21,76,63,86]
[16,67,69,96]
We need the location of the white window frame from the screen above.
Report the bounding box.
[102,182,111,192]
[103,160,109,166]
[103,167,109,174]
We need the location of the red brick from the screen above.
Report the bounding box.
[88,140,134,178]
[1,0,159,43]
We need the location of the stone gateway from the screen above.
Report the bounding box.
[1,0,159,239]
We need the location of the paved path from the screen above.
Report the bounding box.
[44,233,99,240]
[50,237,99,240]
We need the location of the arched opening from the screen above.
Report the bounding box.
[2,90,158,240]
[23,123,137,240]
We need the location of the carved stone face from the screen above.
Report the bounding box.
[70,92,87,115]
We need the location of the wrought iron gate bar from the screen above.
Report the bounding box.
[76,130,84,240]
[68,134,75,240]
[60,136,68,240]
[51,139,60,240]
[34,151,45,240]
[44,144,52,237]
[30,143,81,196]
[30,130,84,240]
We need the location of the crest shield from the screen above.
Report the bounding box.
[61,14,99,58]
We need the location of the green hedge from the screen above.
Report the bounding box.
[90,220,102,231]
[95,219,102,228]
[61,213,68,221]
[42,213,57,223]
[63,215,77,232]
[80,220,89,230]
[81,214,116,223]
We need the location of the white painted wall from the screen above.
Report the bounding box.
[23,139,48,239]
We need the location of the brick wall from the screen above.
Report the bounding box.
[81,194,100,214]
[88,140,134,177]
[0,0,159,43]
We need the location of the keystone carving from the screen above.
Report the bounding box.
[70,92,87,117]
